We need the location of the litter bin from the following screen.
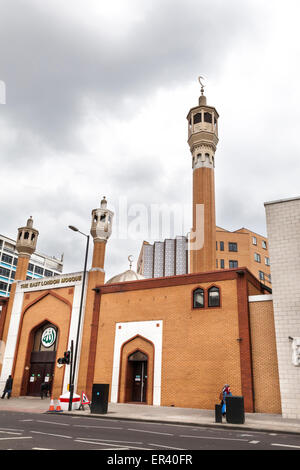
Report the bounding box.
[226,396,245,424]
[215,404,222,423]
[90,384,109,414]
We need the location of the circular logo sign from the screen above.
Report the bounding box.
[41,327,56,348]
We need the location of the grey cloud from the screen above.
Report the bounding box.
[0,0,259,153]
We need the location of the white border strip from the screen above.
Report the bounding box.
[111,320,163,406]
[248,294,273,302]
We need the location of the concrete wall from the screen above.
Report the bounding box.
[265,197,300,418]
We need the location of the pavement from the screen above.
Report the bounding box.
[1,397,300,436]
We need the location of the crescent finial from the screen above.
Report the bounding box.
[198,75,205,95]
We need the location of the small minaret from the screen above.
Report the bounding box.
[15,216,39,280]
[187,77,219,273]
[77,197,114,396]
[90,197,114,276]
[1,217,39,365]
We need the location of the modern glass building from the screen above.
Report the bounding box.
[137,236,189,279]
[0,234,63,297]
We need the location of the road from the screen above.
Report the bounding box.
[0,411,299,452]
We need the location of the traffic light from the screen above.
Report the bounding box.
[57,351,71,365]
[64,351,71,364]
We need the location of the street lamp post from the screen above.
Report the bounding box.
[68,225,90,411]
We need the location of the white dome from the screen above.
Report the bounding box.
[106,269,145,284]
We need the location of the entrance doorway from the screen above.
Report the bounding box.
[26,323,58,397]
[27,356,55,396]
[126,351,148,403]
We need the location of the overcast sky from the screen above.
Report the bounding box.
[1,0,300,280]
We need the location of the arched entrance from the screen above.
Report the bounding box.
[126,350,148,403]
[26,322,58,397]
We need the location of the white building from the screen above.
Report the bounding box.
[0,234,63,297]
[264,196,300,419]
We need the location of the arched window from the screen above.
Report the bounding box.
[193,288,204,308]
[204,112,212,123]
[194,113,202,124]
[24,232,29,240]
[208,286,220,307]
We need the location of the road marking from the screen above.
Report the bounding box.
[271,443,300,449]
[77,438,143,444]
[30,431,72,439]
[32,448,54,450]
[73,424,123,430]
[36,420,70,426]
[180,434,248,442]
[74,439,150,450]
[127,428,173,436]
[0,437,32,441]
[20,419,34,422]
[149,443,186,450]
[249,440,260,444]
[0,428,24,432]
[0,430,23,435]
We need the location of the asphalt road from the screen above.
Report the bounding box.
[0,411,299,452]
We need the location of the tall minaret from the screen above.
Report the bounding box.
[90,196,114,281]
[15,216,39,280]
[76,197,114,396]
[187,77,219,273]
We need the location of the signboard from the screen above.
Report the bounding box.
[20,274,82,290]
[41,327,56,348]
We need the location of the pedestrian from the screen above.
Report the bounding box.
[1,375,13,399]
[220,384,232,416]
[40,381,49,399]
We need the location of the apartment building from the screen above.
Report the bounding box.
[216,227,271,287]
[0,234,63,297]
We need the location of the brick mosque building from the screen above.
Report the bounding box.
[0,82,283,415]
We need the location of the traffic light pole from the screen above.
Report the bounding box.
[68,233,89,411]
[68,341,74,411]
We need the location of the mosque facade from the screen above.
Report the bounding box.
[0,83,289,415]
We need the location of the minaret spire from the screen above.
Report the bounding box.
[187,77,219,273]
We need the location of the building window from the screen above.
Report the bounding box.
[220,259,225,269]
[254,253,261,263]
[193,288,205,308]
[0,267,10,278]
[44,270,53,277]
[228,242,238,252]
[229,260,238,268]
[34,266,44,275]
[194,112,202,124]
[262,240,267,249]
[28,263,34,272]
[10,270,15,280]
[13,258,18,266]
[1,254,13,265]
[0,281,8,292]
[220,241,224,251]
[259,271,265,281]
[204,112,212,123]
[268,273,272,282]
[265,257,270,266]
[208,286,220,307]
[252,236,257,245]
